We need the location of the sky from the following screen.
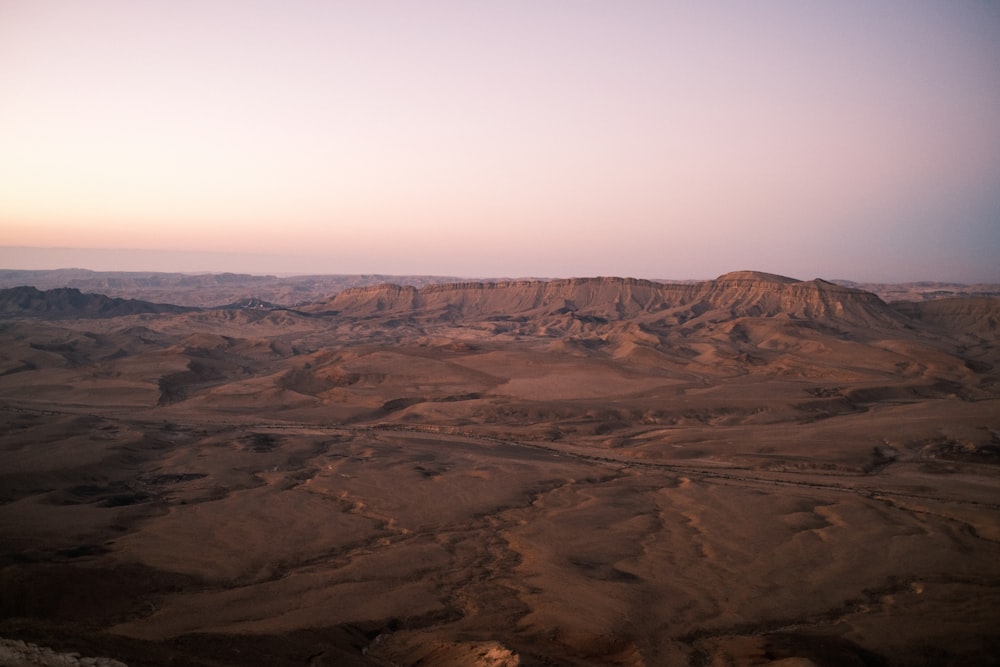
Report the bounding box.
[1,1,999,282]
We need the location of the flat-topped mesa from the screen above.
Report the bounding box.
[692,272,900,324]
[713,270,801,285]
[316,272,902,328]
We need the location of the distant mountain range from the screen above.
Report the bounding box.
[0,268,996,309]
[0,269,469,308]
[312,272,898,327]
[2,271,996,342]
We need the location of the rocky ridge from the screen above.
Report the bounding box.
[0,272,933,334]
[318,271,907,330]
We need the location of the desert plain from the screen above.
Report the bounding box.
[0,271,998,666]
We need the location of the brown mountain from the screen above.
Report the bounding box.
[316,271,905,332]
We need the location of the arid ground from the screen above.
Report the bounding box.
[1,271,998,666]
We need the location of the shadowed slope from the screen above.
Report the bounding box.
[0,286,193,319]
[892,297,1000,340]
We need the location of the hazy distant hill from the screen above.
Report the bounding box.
[832,279,1000,302]
[0,269,470,307]
[0,285,193,318]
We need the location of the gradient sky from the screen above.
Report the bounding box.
[2,1,999,281]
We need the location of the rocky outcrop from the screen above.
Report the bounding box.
[0,638,128,667]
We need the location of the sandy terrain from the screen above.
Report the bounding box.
[0,272,998,666]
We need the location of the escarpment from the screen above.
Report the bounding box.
[313,271,902,330]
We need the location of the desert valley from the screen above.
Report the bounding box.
[0,270,998,666]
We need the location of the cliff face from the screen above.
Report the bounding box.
[1,272,939,332]
[318,272,902,329]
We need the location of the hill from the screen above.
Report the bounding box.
[317,271,906,332]
[0,286,193,319]
[891,297,1000,340]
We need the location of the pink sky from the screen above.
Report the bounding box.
[1,1,999,281]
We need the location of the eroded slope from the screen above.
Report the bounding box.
[1,272,998,666]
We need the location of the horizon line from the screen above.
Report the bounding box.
[1,246,996,286]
